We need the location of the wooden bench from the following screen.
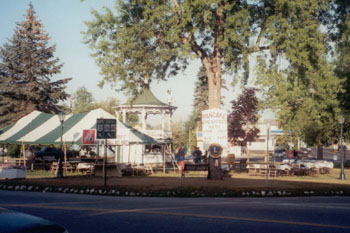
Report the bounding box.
[181,163,209,178]
[184,163,209,171]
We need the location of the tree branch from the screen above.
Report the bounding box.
[171,0,208,61]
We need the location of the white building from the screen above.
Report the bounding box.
[225,118,283,157]
[114,89,177,165]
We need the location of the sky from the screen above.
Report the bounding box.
[0,0,267,121]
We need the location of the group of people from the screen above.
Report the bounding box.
[174,144,204,177]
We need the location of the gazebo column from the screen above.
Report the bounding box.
[142,108,147,131]
[168,111,173,132]
[122,109,126,123]
[161,110,165,137]
[115,111,120,121]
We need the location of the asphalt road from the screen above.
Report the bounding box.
[0,190,349,233]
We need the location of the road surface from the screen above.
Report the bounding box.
[0,190,349,233]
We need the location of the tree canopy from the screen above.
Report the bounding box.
[72,86,95,114]
[227,87,260,147]
[255,0,342,153]
[83,0,350,148]
[83,0,256,108]
[95,97,120,115]
[333,1,350,141]
[0,3,71,127]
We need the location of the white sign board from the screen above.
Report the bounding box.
[116,129,129,145]
[202,108,228,155]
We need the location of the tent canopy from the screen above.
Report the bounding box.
[0,108,158,145]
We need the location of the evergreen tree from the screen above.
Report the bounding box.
[191,66,209,127]
[0,3,71,127]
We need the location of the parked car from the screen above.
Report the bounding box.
[299,147,311,154]
[0,208,68,233]
[34,147,72,160]
[273,147,287,158]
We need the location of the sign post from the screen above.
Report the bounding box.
[202,109,228,180]
[96,119,116,186]
[208,143,223,180]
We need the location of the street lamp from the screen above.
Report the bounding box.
[338,115,346,180]
[57,112,66,178]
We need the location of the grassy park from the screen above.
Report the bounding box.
[1,168,349,197]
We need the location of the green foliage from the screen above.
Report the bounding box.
[172,120,187,150]
[94,97,120,115]
[227,88,260,147]
[6,144,21,158]
[72,86,95,114]
[125,113,139,128]
[83,0,255,107]
[256,0,341,147]
[186,65,209,133]
[333,1,350,141]
[0,3,71,127]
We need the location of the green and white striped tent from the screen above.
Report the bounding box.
[0,108,158,145]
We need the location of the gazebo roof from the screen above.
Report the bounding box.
[123,89,169,107]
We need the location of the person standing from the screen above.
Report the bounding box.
[192,147,202,164]
[175,144,186,177]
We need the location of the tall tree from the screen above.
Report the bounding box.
[191,66,209,125]
[333,1,350,141]
[83,0,260,109]
[0,3,71,127]
[172,120,187,151]
[256,0,341,158]
[227,87,260,147]
[72,86,95,114]
[95,97,120,115]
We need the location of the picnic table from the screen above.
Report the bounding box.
[247,159,334,177]
[76,162,95,174]
[50,162,75,175]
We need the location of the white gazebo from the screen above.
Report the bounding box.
[114,89,177,171]
[114,89,177,144]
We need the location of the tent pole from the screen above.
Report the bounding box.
[22,143,25,167]
[133,145,136,165]
[103,138,107,186]
[163,144,165,174]
[142,144,144,164]
[64,144,67,175]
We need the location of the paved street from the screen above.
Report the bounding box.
[0,190,349,233]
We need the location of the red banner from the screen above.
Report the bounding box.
[82,129,95,145]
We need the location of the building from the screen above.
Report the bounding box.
[114,89,177,165]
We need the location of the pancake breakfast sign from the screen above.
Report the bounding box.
[202,108,228,153]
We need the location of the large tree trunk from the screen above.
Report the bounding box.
[203,58,221,109]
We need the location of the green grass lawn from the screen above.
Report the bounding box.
[26,169,86,178]
[1,167,349,197]
[25,168,350,186]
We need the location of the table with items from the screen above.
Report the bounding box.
[247,159,333,176]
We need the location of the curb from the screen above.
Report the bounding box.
[0,184,349,198]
